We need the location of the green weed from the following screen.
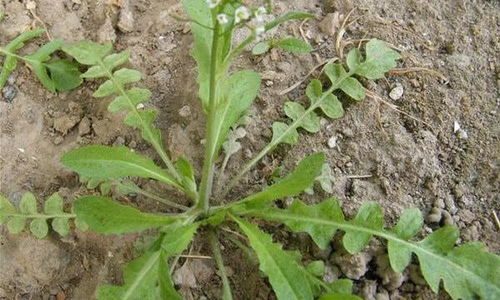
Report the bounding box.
[0,1,498,299]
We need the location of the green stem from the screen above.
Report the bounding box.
[198,17,222,213]
[209,230,233,300]
[2,213,76,219]
[0,48,37,64]
[114,181,189,211]
[96,59,183,187]
[218,71,355,202]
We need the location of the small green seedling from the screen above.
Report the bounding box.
[0,28,82,92]
[1,0,499,299]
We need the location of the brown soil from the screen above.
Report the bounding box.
[0,0,498,299]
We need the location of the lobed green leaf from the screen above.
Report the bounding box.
[246,198,500,300]
[233,216,314,300]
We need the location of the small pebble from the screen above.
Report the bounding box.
[389,83,404,100]
[433,198,445,209]
[442,210,454,226]
[426,207,442,223]
[327,136,338,148]
[2,86,17,102]
[53,136,64,145]
[178,105,191,118]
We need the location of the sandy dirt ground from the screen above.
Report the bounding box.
[0,0,498,299]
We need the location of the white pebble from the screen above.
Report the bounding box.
[327,136,338,148]
[389,83,404,100]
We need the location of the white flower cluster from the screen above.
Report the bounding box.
[209,2,268,39]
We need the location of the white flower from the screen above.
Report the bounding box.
[217,13,229,24]
[206,0,221,9]
[235,6,250,24]
[254,6,267,22]
[255,26,265,37]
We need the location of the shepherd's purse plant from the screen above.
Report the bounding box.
[0,0,499,299]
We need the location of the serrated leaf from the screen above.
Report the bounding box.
[252,41,271,55]
[351,39,401,80]
[387,208,423,272]
[61,145,180,188]
[343,202,384,253]
[233,217,314,300]
[306,80,344,119]
[232,153,324,211]
[247,198,500,300]
[93,80,117,97]
[272,122,299,145]
[20,192,37,214]
[213,70,261,153]
[265,12,314,31]
[284,102,320,133]
[30,218,49,238]
[74,196,176,234]
[7,217,26,234]
[108,88,151,112]
[276,37,313,54]
[46,59,83,91]
[62,40,113,65]
[282,199,343,250]
[183,0,213,109]
[114,68,142,85]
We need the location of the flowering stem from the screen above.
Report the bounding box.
[198,9,222,214]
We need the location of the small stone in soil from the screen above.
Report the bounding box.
[327,136,338,148]
[2,86,17,102]
[78,117,91,136]
[389,83,404,100]
[178,105,191,118]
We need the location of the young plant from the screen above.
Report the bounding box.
[0,28,82,92]
[1,0,498,299]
